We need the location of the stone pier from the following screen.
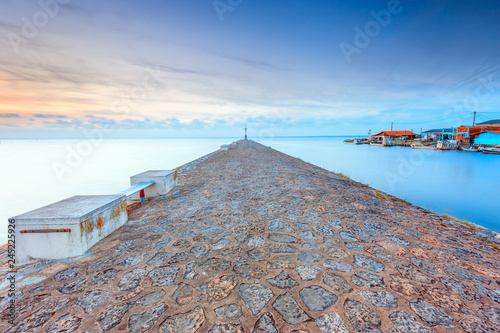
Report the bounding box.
[1,140,499,332]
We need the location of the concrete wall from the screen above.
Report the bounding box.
[130,170,177,201]
[14,195,127,265]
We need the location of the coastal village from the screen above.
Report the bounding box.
[345,119,500,154]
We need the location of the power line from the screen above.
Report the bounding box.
[394,112,474,125]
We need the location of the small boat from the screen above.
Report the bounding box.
[344,138,362,144]
[460,147,481,152]
[482,147,500,154]
[411,144,437,150]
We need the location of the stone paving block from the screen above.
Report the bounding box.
[389,311,434,333]
[384,233,410,245]
[253,312,278,333]
[272,292,310,325]
[147,252,172,267]
[199,257,231,275]
[299,285,337,311]
[92,268,119,285]
[312,225,335,236]
[410,299,455,328]
[340,231,358,242]
[315,312,350,333]
[208,323,244,333]
[363,222,387,232]
[458,317,496,333]
[239,283,274,316]
[148,266,180,286]
[327,219,343,229]
[268,244,299,253]
[97,304,131,331]
[268,220,294,233]
[267,270,299,289]
[191,245,210,258]
[233,263,268,280]
[267,255,295,269]
[351,270,385,288]
[323,271,353,294]
[77,290,112,313]
[54,267,79,283]
[247,236,266,249]
[138,289,166,306]
[268,233,300,243]
[344,299,382,333]
[302,242,321,251]
[168,252,188,264]
[46,314,82,332]
[212,238,231,249]
[357,290,398,307]
[475,285,500,303]
[215,304,243,319]
[300,230,317,241]
[297,251,322,263]
[159,306,205,332]
[353,254,385,273]
[201,275,238,303]
[294,222,310,231]
[184,260,199,280]
[129,304,167,332]
[173,283,194,305]
[324,259,354,272]
[295,264,322,281]
[248,249,270,262]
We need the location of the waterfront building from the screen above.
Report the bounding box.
[422,128,451,141]
[371,130,416,146]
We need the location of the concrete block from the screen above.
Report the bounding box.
[220,144,230,150]
[130,170,177,201]
[13,195,127,265]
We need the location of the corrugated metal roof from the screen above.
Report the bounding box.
[477,119,500,125]
[422,128,452,133]
[372,131,416,137]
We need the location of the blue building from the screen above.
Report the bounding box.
[474,131,500,146]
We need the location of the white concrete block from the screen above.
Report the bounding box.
[220,144,230,150]
[130,170,177,201]
[13,195,127,265]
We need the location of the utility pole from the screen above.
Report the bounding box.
[391,122,393,131]
[473,111,476,126]
[244,125,247,140]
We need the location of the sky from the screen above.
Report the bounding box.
[1,0,500,138]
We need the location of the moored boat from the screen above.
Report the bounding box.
[482,147,500,154]
[411,144,437,150]
[344,138,362,144]
[460,147,481,152]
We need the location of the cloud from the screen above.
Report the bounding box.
[34,114,68,119]
[217,53,281,71]
[0,113,21,118]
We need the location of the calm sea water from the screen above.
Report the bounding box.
[1,137,499,244]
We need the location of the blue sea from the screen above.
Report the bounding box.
[1,137,499,244]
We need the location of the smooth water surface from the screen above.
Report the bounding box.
[1,137,499,244]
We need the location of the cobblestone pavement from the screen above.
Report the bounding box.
[1,140,500,332]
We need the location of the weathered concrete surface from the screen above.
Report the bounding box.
[1,140,500,332]
[12,195,128,265]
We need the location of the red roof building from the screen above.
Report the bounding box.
[371,131,417,138]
